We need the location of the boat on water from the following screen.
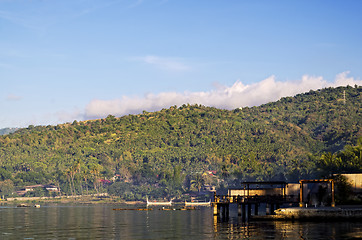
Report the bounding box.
[17,204,40,208]
[113,208,153,211]
[146,197,172,206]
[184,200,211,207]
[17,204,30,208]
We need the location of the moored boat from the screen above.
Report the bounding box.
[17,204,30,208]
[146,197,172,206]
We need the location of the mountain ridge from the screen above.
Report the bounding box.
[0,86,360,198]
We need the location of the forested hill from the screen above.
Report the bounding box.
[0,86,361,195]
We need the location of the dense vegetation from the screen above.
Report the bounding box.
[0,86,361,200]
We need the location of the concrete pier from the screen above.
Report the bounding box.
[261,207,362,220]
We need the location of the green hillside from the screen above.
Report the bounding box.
[0,86,361,200]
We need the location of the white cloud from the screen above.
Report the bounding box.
[83,72,362,119]
[56,108,82,123]
[6,94,22,101]
[134,55,190,71]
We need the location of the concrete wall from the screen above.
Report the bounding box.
[6,193,109,201]
[229,189,284,196]
[229,183,300,197]
[286,183,300,196]
[341,173,362,193]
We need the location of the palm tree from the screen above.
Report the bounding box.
[191,173,205,192]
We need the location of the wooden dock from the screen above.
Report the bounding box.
[213,194,296,220]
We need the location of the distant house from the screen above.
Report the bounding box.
[16,184,60,196]
[202,185,216,192]
[99,179,112,185]
[206,171,217,176]
[112,174,121,181]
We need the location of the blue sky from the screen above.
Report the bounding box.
[1,0,361,128]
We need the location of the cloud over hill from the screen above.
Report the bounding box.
[84,72,361,119]
[6,72,360,129]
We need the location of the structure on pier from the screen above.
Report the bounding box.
[213,181,299,219]
[299,179,335,207]
[213,179,336,220]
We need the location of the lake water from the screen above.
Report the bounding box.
[1,204,362,239]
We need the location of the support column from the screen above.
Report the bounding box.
[299,180,304,207]
[213,203,219,216]
[270,203,275,215]
[221,205,225,218]
[331,180,335,207]
[254,203,259,216]
[247,203,252,218]
[276,203,280,210]
[226,204,229,219]
[242,203,246,220]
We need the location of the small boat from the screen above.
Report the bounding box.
[146,197,172,206]
[34,205,41,208]
[178,206,197,211]
[17,204,30,208]
[113,208,153,211]
[184,200,211,207]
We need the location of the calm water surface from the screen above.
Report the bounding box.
[1,204,361,239]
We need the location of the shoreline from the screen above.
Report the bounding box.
[1,195,145,205]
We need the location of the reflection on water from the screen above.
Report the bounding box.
[0,205,361,239]
[214,216,362,239]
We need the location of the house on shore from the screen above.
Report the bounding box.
[16,184,60,196]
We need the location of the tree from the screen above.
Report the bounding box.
[90,164,102,193]
[191,173,205,192]
[0,168,12,181]
[0,179,14,199]
[318,138,362,175]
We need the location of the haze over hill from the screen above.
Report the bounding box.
[0,128,18,136]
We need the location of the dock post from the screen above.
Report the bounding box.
[266,203,270,215]
[299,180,304,207]
[226,204,229,219]
[213,203,219,216]
[276,203,280,211]
[237,204,242,216]
[270,203,275,215]
[247,203,252,218]
[331,180,335,207]
[242,203,246,220]
[221,204,229,220]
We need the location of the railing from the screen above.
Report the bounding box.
[214,194,299,204]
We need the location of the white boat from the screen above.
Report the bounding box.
[146,197,172,206]
[184,200,211,207]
